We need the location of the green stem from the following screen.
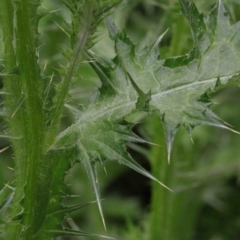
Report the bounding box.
[147,115,201,240]
[147,115,172,240]
[14,0,44,237]
[46,1,95,146]
[0,0,28,235]
[0,0,47,238]
[0,1,24,136]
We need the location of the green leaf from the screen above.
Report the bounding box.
[77,141,106,230]
[179,0,207,53]
[107,0,240,160]
[33,150,76,239]
[52,0,240,230]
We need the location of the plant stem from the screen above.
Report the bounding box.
[46,1,95,146]
[0,0,28,237]
[147,115,201,240]
[1,0,45,238]
[147,115,172,240]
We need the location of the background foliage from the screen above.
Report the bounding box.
[1,0,240,239]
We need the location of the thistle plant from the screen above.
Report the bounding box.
[0,0,240,239]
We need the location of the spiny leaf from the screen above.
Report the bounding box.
[54,119,173,224]
[108,0,240,160]
[87,50,119,96]
[179,0,207,53]
[77,141,106,230]
[33,149,76,239]
[52,0,240,231]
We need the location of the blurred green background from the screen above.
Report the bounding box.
[1,0,240,239]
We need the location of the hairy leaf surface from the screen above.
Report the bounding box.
[110,0,240,159]
[52,0,240,228]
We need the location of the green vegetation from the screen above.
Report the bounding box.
[0,0,240,239]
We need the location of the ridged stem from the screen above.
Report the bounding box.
[14,0,45,238]
[0,0,45,238]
